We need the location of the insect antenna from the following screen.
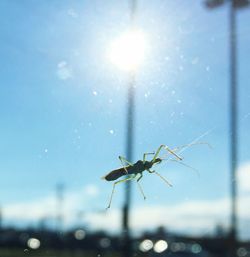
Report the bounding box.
[169,159,200,177]
[159,152,200,176]
[175,127,214,156]
[173,142,212,156]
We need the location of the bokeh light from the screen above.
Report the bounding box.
[74,229,86,240]
[139,239,154,252]
[153,239,168,253]
[27,238,41,249]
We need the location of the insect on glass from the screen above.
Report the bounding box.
[102,144,183,209]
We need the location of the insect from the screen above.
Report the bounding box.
[102,144,185,209]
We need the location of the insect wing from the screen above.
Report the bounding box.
[102,166,128,181]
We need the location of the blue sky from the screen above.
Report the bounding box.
[0,0,250,239]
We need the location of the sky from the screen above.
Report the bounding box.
[0,0,250,240]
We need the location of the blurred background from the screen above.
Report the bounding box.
[0,0,249,256]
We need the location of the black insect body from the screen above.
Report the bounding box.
[102,145,181,209]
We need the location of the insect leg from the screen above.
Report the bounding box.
[143,152,155,163]
[136,173,146,200]
[119,156,133,174]
[106,174,135,209]
[152,145,182,162]
[147,169,172,187]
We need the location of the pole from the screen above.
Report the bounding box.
[122,72,135,257]
[122,1,137,257]
[56,183,64,232]
[229,0,238,255]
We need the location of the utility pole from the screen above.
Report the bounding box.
[122,1,137,257]
[56,183,65,232]
[204,0,249,255]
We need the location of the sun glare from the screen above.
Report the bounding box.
[108,29,147,71]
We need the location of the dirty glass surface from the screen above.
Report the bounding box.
[0,0,249,257]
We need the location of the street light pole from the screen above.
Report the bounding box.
[122,71,135,257]
[229,0,238,250]
[122,1,137,257]
[204,0,249,255]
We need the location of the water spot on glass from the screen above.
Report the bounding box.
[171,90,176,95]
[67,8,78,18]
[161,83,166,88]
[109,129,114,134]
[177,99,182,104]
[93,91,98,96]
[206,66,210,71]
[72,49,79,56]
[44,149,48,153]
[178,24,194,35]
[244,113,250,119]
[144,91,150,98]
[57,61,72,80]
[191,57,199,65]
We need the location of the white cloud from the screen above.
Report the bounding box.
[238,162,250,193]
[56,61,73,80]
[84,184,100,197]
[4,196,55,221]
[84,199,231,235]
[3,185,99,223]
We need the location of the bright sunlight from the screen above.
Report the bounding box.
[108,29,147,71]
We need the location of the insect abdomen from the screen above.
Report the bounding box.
[102,166,130,181]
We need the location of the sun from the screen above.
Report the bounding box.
[108,29,147,71]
